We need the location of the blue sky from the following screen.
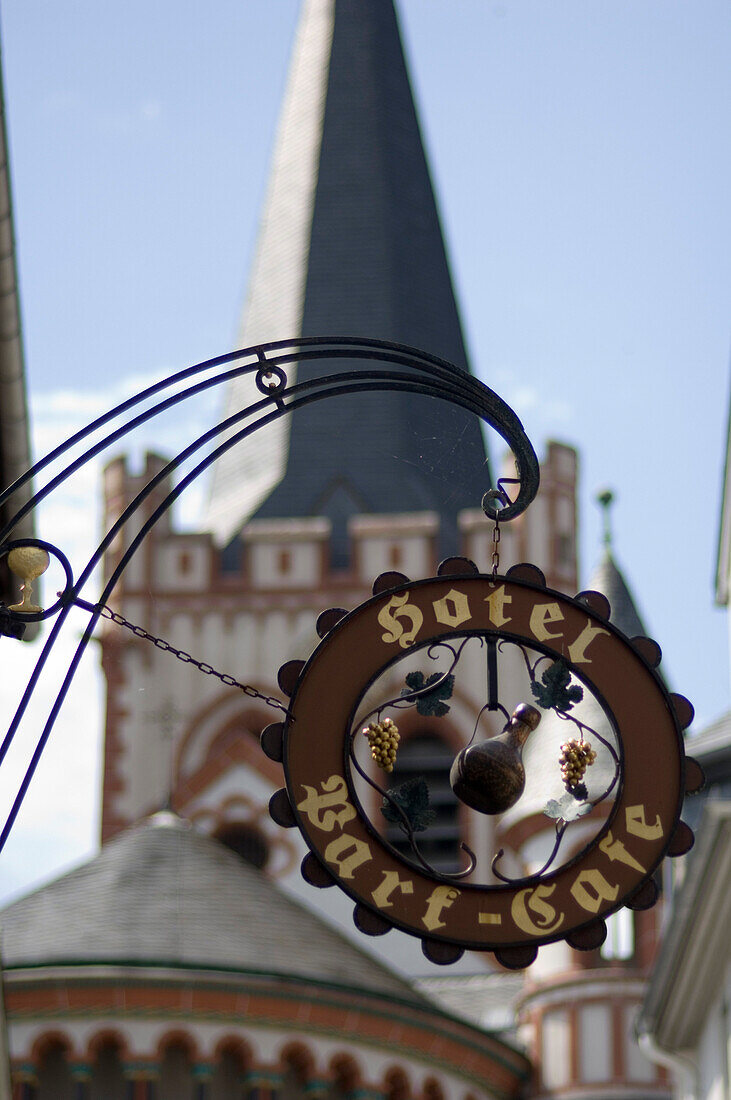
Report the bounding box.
[0,0,729,900]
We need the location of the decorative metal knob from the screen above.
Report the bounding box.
[449,703,541,815]
[7,546,50,613]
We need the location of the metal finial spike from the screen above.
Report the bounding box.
[596,487,616,548]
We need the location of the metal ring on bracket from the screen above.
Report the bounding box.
[0,538,75,623]
[255,364,287,397]
[481,487,511,519]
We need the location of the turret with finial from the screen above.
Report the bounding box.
[596,487,616,549]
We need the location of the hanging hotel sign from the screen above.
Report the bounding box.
[0,338,703,967]
[265,563,704,969]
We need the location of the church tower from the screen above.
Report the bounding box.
[205,0,488,559]
[98,0,577,978]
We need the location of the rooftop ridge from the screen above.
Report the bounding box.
[0,814,422,1002]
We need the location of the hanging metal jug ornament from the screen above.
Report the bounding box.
[449,703,541,815]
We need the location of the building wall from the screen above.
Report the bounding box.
[5,969,529,1100]
[696,964,731,1100]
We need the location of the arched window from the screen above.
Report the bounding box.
[385,732,461,873]
[211,1047,246,1100]
[327,1054,359,1100]
[423,1079,445,1100]
[91,1038,126,1100]
[37,1040,74,1100]
[159,1041,194,1100]
[384,1067,411,1100]
[278,1045,312,1100]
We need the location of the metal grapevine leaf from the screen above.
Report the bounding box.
[381,777,437,833]
[531,659,583,712]
[403,670,454,716]
[543,793,592,823]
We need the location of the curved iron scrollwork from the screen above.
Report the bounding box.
[488,641,622,886]
[0,337,540,854]
[343,628,622,889]
[347,638,478,882]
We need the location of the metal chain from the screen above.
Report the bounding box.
[97,603,291,716]
[491,518,501,577]
[483,483,514,578]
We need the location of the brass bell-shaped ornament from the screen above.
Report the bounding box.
[449,703,541,815]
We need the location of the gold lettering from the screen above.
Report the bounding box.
[529,602,564,642]
[422,885,460,931]
[371,870,415,909]
[571,868,619,913]
[296,775,356,832]
[323,833,372,879]
[599,831,646,873]
[432,588,471,628]
[625,804,663,841]
[378,592,424,649]
[485,586,512,627]
[478,912,502,925]
[568,618,609,664]
[511,884,565,936]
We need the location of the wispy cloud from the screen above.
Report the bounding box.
[41,92,164,135]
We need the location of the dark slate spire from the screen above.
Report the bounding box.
[590,489,648,639]
[589,549,648,640]
[207,0,488,558]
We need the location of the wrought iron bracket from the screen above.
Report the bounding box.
[0,337,540,852]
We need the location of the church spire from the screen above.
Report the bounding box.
[596,487,615,549]
[590,488,648,639]
[206,0,488,556]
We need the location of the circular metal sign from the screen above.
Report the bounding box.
[268,569,700,966]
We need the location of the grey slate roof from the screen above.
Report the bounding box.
[0,813,421,1002]
[586,548,648,641]
[414,972,525,1037]
[687,708,731,763]
[206,0,488,555]
[685,708,731,798]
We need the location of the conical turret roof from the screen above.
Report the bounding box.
[587,547,648,641]
[0,813,422,1001]
[206,0,488,555]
